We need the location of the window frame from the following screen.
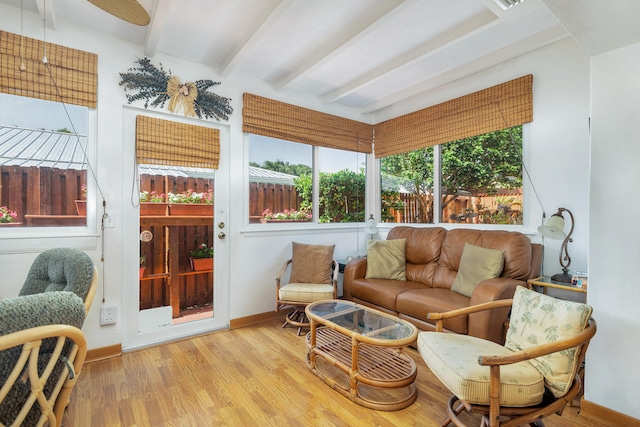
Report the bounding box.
[0,107,99,251]
[378,124,528,228]
[244,133,370,229]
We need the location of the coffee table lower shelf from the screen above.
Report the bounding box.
[306,327,417,411]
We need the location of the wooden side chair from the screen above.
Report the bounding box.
[0,248,97,426]
[418,285,596,427]
[276,242,338,335]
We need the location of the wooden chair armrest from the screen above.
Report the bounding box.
[428,299,514,320]
[479,319,597,366]
[427,299,514,331]
[427,299,513,320]
[275,259,293,285]
[331,260,339,284]
[331,260,339,298]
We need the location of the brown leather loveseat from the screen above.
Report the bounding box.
[343,226,541,344]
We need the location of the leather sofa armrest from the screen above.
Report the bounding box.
[470,278,524,305]
[468,278,525,344]
[343,257,368,300]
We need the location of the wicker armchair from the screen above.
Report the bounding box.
[276,242,338,335]
[0,248,97,426]
[418,286,596,427]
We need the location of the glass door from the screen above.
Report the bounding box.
[122,108,229,351]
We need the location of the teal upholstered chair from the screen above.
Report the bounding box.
[0,248,97,426]
[19,247,98,314]
[418,286,596,427]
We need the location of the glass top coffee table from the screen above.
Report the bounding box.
[305,300,418,411]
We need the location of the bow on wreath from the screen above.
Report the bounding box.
[166,76,197,117]
[118,57,233,121]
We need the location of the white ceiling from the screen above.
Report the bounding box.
[3,0,640,119]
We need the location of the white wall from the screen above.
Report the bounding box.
[589,41,640,419]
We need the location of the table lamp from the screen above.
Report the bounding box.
[537,207,574,283]
[365,214,378,240]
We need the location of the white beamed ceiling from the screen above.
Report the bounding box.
[3,0,639,121]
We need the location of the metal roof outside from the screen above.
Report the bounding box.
[1,126,297,185]
[0,125,88,170]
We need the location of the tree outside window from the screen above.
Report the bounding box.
[380,126,523,225]
[248,135,366,224]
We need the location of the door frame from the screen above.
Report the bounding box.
[121,107,230,351]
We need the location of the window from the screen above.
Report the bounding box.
[318,147,366,223]
[380,126,523,225]
[0,93,89,227]
[248,135,366,224]
[380,147,434,223]
[249,135,312,223]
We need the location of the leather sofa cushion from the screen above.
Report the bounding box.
[435,229,532,288]
[396,288,470,334]
[348,277,425,311]
[387,227,447,287]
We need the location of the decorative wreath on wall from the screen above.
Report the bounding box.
[118,57,233,121]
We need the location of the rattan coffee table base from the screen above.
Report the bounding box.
[306,327,417,411]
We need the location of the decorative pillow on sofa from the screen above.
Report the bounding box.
[365,238,406,280]
[451,243,504,297]
[289,242,335,284]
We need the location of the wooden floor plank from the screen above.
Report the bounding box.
[63,318,614,427]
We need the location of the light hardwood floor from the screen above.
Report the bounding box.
[63,318,612,427]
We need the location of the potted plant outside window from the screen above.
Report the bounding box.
[169,189,214,216]
[0,206,20,226]
[75,184,87,216]
[260,208,312,223]
[189,243,214,271]
[139,255,146,279]
[139,191,168,216]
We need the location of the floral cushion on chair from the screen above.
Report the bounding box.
[505,286,592,398]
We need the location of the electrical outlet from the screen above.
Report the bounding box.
[103,213,115,228]
[101,305,117,325]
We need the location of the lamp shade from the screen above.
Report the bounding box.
[537,214,565,240]
[365,214,378,235]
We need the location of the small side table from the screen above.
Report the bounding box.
[527,276,587,295]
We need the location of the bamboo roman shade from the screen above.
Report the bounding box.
[136,115,220,169]
[0,31,97,108]
[242,93,373,154]
[373,75,533,158]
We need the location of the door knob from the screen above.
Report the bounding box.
[218,232,226,239]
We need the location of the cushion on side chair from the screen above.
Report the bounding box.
[19,248,94,303]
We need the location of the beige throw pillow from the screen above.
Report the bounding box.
[451,243,504,297]
[289,242,335,284]
[365,238,406,280]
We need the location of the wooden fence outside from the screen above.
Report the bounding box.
[139,175,214,316]
[2,165,522,311]
[0,165,86,223]
[388,189,523,224]
[248,182,302,223]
